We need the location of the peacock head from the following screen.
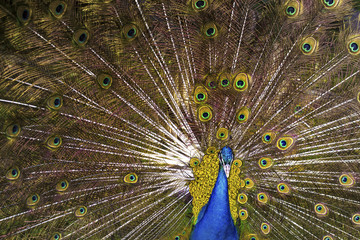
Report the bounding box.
[219,146,233,178]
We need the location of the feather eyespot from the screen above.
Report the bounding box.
[56,180,69,192]
[6,124,21,138]
[244,178,254,189]
[190,158,200,168]
[17,6,32,24]
[276,137,294,150]
[6,167,20,180]
[237,193,248,204]
[239,209,248,220]
[75,206,87,217]
[300,37,317,55]
[50,1,67,18]
[193,0,208,10]
[262,131,276,144]
[277,183,290,194]
[218,73,231,89]
[27,194,40,206]
[194,86,208,103]
[347,36,360,55]
[122,24,138,41]
[339,174,355,187]
[198,105,213,122]
[46,135,62,149]
[52,233,62,240]
[47,95,63,110]
[247,235,258,240]
[97,74,113,89]
[232,159,242,168]
[206,146,216,154]
[323,236,333,240]
[257,192,268,204]
[233,73,250,91]
[73,29,89,46]
[205,75,217,90]
[258,157,273,169]
[203,23,218,38]
[315,203,328,216]
[285,0,301,17]
[124,173,138,183]
[261,223,271,234]
[322,0,340,8]
[236,107,250,123]
[352,213,360,225]
[216,128,228,140]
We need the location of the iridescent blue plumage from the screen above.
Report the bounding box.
[190,147,238,240]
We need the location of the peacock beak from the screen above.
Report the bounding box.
[224,163,231,178]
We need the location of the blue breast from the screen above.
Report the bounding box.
[190,166,239,240]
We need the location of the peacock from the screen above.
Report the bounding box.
[1,0,360,239]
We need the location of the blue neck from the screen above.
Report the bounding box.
[190,167,238,240]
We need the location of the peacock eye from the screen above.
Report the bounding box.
[314,203,328,216]
[261,223,271,234]
[6,167,21,180]
[221,79,229,87]
[339,174,355,187]
[97,73,113,89]
[239,209,248,220]
[233,73,250,91]
[323,236,333,240]
[122,24,139,41]
[264,134,271,142]
[198,105,213,122]
[262,131,276,144]
[17,6,32,24]
[277,183,290,194]
[56,180,69,192]
[73,29,90,46]
[244,178,254,189]
[47,95,63,110]
[197,93,205,100]
[238,193,248,204]
[216,128,229,140]
[350,42,359,53]
[27,194,40,206]
[276,137,294,150]
[203,23,218,38]
[352,213,360,224]
[286,6,296,15]
[194,86,208,103]
[6,124,21,138]
[324,0,334,6]
[124,173,138,183]
[322,0,340,8]
[46,135,62,149]
[55,4,64,14]
[302,43,311,52]
[285,0,301,17]
[258,157,273,169]
[257,192,268,204]
[347,36,360,55]
[206,28,215,36]
[236,107,250,123]
[50,1,67,18]
[53,233,62,240]
[190,158,200,167]
[75,206,87,217]
[175,236,180,240]
[232,159,242,168]
[195,0,207,9]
